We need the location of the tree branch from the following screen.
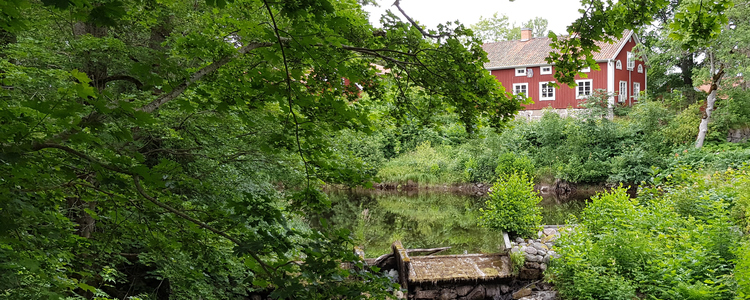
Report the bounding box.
[31,143,134,175]
[132,176,272,275]
[97,75,144,90]
[392,0,451,39]
[138,41,274,113]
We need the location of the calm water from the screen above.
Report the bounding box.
[322,188,591,257]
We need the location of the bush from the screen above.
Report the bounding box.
[479,173,542,237]
[495,152,535,180]
[549,174,744,300]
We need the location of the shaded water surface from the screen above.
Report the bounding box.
[323,188,593,257]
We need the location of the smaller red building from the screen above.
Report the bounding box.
[482,29,646,119]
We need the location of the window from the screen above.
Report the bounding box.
[616,60,622,70]
[539,82,555,100]
[633,82,641,100]
[627,51,634,70]
[576,79,592,99]
[580,66,591,73]
[540,66,552,75]
[637,64,643,73]
[513,83,528,99]
[619,81,628,102]
[515,67,526,77]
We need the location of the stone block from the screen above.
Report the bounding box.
[512,288,532,299]
[456,285,473,297]
[519,267,542,280]
[415,289,439,300]
[440,288,457,300]
[524,262,540,269]
[462,285,485,300]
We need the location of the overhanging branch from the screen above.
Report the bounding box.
[138,41,274,113]
[132,176,272,275]
[392,0,451,39]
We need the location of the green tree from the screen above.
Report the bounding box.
[470,13,548,42]
[522,17,549,38]
[0,0,521,298]
[548,0,732,87]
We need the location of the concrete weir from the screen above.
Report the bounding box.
[363,238,547,300]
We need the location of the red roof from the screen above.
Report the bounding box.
[482,30,633,69]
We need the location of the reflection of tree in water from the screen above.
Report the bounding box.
[323,190,504,257]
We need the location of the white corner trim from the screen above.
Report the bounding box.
[611,30,634,61]
[607,60,615,108]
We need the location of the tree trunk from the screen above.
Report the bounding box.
[696,52,724,149]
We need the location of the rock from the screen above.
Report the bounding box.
[524,262,540,269]
[519,291,558,300]
[500,284,511,294]
[512,288,532,299]
[541,234,557,243]
[523,246,538,255]
[540,263,547,271]
[456,285,473,297]
[527,239,534,244]
[537,230,543,238]
[543,228,557,236]
[511,246,521,253]
[515,237,524,243]
[415,290,439,300]
[548,250,559,259]
[543,254,550,264]
[460,285,485,300]
[532,242,548,251]
[485,285,501,298]
[440,288,457,300]
[525,253,542,262]
[520,242,527,247]
[394,290,405,299]
[519,267,542,280]
[537,249,547,256]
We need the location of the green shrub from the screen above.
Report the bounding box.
[736,241,750,299]
[479,173,542,237]
[495,152,535,180]
[510,250,526,276]
[549,175,744,300]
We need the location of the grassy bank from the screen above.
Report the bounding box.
[370,101,750,187]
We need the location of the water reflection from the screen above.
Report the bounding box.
[323,189,503,257]
[321,188,591,258]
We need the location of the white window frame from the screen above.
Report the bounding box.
[580,66,591,73]
[637,64,643,73]
[575,79,593,99]
[616,60,622,70]
[540,65,552,75]
[515,67,526,77]
[627,51,635,70]
[619,81,628,102]
[539,81,555,100]
[633,82,641,100]
[513,83,528,98]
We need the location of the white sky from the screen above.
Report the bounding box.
[364,0,584,36]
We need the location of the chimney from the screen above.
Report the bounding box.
[521,28,532,41]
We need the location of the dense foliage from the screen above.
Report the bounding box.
[374,94,750,186]
[480,173,542,237]
[548,167,750,300]
[0,0,525,298]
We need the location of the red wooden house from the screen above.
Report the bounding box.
[482,29,646,119]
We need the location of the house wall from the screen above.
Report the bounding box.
[613,37,647,106]
[490,62,609,110]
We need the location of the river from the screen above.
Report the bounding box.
[322,187,592,257]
